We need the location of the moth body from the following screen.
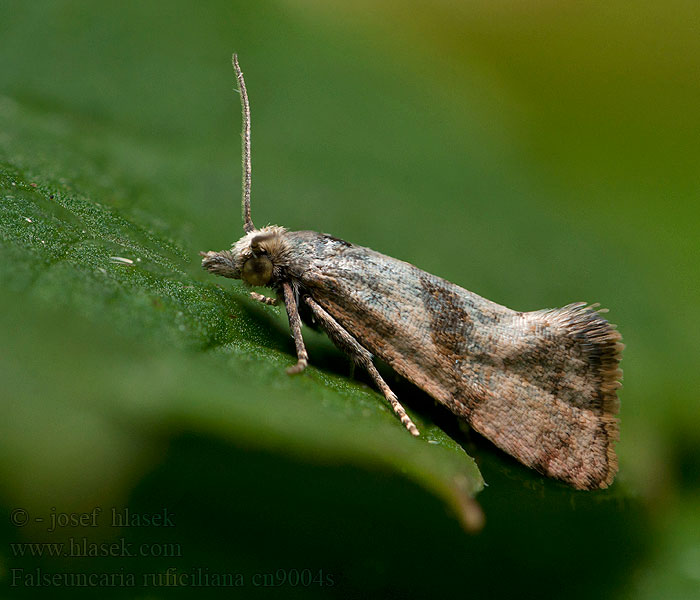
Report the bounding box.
[202,227,622,490]
[201,55,623,491]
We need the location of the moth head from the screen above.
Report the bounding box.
[200,225,288,287]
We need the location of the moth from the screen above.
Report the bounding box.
[202,55,623,490]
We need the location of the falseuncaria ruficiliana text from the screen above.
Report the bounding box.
[201,55,624,490]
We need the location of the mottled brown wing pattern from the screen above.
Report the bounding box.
[287,232,622,490]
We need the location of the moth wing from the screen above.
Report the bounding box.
[289,233,622,489]
[465,303,622,490]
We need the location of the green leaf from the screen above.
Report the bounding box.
[0,95,484,533]
[2,2,696,597]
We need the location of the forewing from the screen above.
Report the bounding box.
[287,232,622,489]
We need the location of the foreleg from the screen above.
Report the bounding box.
[282,282,309,374]
[250,291,278,306]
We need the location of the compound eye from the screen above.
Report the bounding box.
[242,256,273,286]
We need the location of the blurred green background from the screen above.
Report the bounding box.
[1,1,698,598]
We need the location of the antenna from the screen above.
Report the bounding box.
[233,54,255,233]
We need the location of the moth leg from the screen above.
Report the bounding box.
[304,296,420,437]
[282,282,309,374]
[250,291,278,306]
